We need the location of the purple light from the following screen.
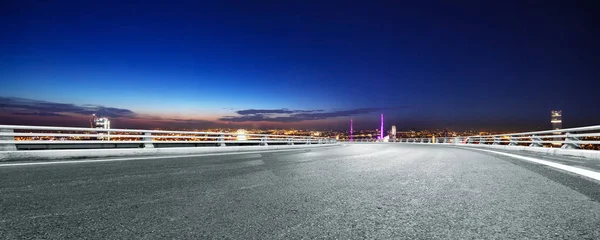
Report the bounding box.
[380,114,384,139]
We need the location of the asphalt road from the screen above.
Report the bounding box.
[1,144,600,239]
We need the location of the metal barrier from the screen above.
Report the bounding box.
[338,125,600,150]
[0,125,337,151]
[462,125,600,149]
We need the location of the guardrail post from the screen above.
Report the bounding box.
[0,128,17,151]
[261,136,268,146]
[443,137,448,144]
[306,137,311,145]
[479,137,485,145]
[143,132,154,148]
[467,137,473,144]
[529,134,543,147]
[561,132,580,149]
[420,138,424,143]
[318,138,323,144]
[287,137,294,145]
[509,136,518,146]
[454,137,461,145]
[493,136,501,145]
[220,134,226,147]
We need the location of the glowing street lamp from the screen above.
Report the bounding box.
[236,129,247,141]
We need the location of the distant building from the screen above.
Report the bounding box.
[91,114,111,129]
[90,114,111,140]
[551,110,562,131]
[390,125,396,139]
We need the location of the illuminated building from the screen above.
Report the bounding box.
[90,114,111,140]
[391,125,396,139]
[91,114,111,129]
[380,114,384,139]
[350,118,353,142]
[551,110,562,131]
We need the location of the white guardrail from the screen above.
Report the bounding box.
[0,125,337,151]
[339,125,600,150]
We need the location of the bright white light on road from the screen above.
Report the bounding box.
[236,129,247,141]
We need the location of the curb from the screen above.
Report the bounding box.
[0,144,341,162]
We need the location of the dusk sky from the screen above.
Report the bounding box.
[1,0,598,131]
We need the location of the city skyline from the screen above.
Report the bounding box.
[2,1,599,131]
[0,96,572,133]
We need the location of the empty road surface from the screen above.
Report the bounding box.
[1,144,600,239]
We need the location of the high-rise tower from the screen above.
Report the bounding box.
[380,114,384,139]
[350,118,354,142]
[551,110,562,131]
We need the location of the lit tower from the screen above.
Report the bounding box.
[391,125,396,139]
[551,110,562,130]
[551,110,562,144]
[350,118,353,142]
[380,114,384,139]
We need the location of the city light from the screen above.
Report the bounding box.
[236,129,247,141]
[380,114,384,140]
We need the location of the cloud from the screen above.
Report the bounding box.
[0,96,406,129]
[0,97,134,118]
[236,109,323,115]
[220,115,299,123]
[12,112,66,117]
[292,108,385,119]
[219,107,402,123]
[0,96,217,129]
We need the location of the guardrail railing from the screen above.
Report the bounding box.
[337,125,600,150]
[462,125,600,149]
[0,125,337,151]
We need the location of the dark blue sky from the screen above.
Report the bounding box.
[1,0,598,131]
